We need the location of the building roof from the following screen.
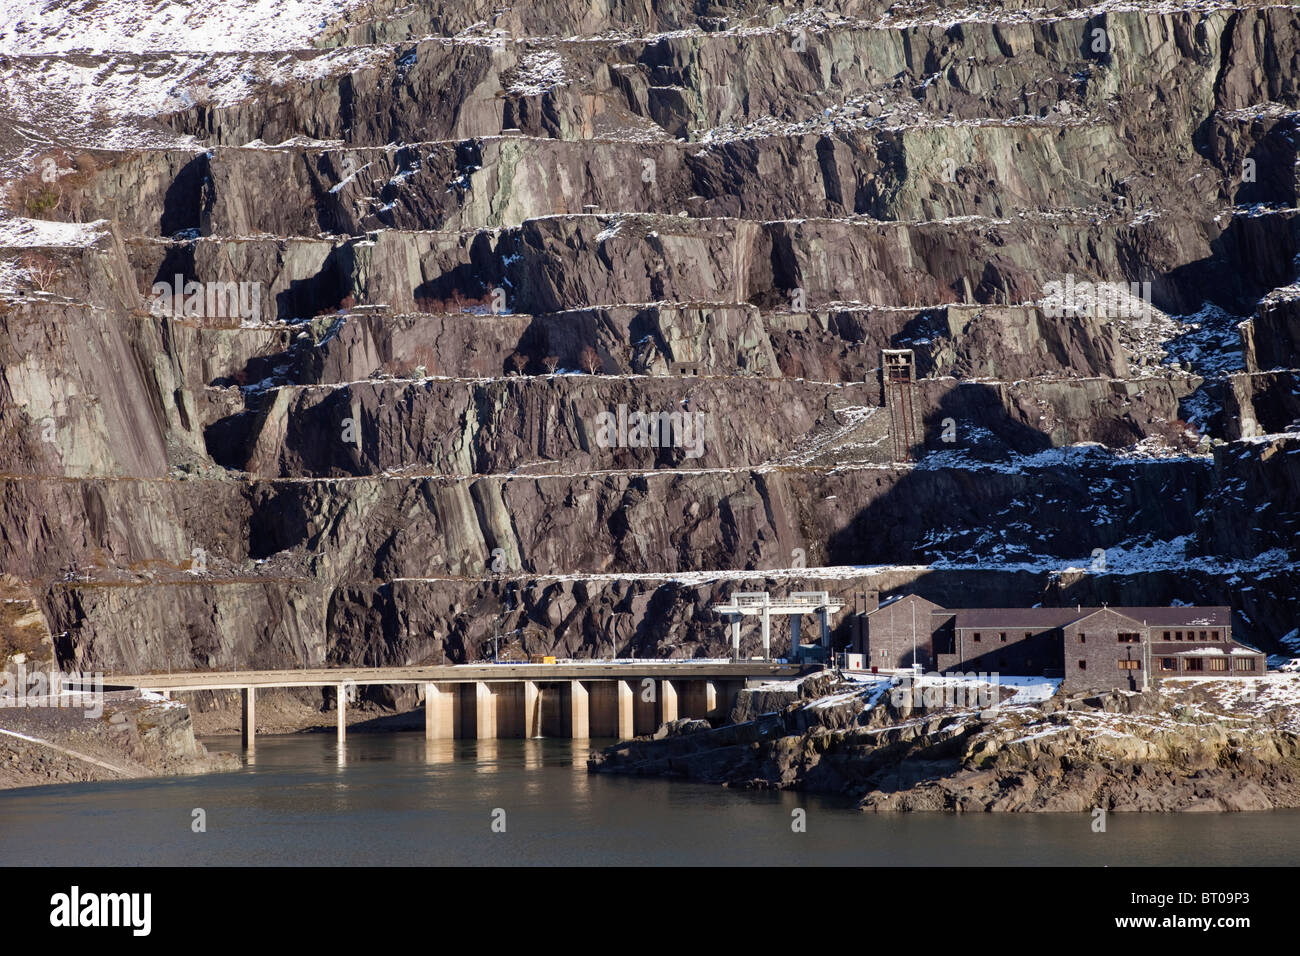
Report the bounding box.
[872,597,1233,631]
[950,607,1086,629]
[949,606,1232,630]
[1157,646,1261,656]
[869,593,942,615]
[1130,607,1233,627]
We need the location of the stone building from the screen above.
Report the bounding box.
[853,595,1265,691]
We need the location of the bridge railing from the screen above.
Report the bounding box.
[789,591,832,606]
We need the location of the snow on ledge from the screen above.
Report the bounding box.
[0,0,367,55]
[0,217,109,248]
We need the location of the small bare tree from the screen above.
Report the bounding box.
[542,355,559,374]
[5,149,97,222]
[21,254,61,293]
[59,153,98,223]
[579,345,601,375]
[184,80,216,109]
[508,351,529,376]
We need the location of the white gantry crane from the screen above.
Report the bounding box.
[711,590,845,662]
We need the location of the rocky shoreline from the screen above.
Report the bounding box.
[588,673,1300,812]
[0,693,239,791]
[184,688,427,738]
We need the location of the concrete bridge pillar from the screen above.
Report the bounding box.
[475,681,496,739]
[660,679,678,725]
[241,686,255,752]
[820,609,830,646]
[790,616,802,659]
[570,680,589,739]
[336,683,347,743]
[617,680,634,741]
[730,616,741,659]
[524,681,541,738]
[761,608,771,660]
[424,682,454,740]
[705,680,718,718]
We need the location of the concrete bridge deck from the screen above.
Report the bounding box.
[94,660,797,692]
[76,661,803,750]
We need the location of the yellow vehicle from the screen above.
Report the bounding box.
[528,655,557,664]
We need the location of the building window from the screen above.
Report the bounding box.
[1079,633,1086,643]
[1118,659,1140,670]
[1160,658,1177,671]
[1000,632,1007,642]
[1118,633,1140,643]
[1235,658,1257,672]
[973,632,981,642]
[1024,632,1031,641]
[1078,660,1087,670]
[1163,631,1171,640]
[1208,658,1227,672]
[1185,658,1203,672]
[1175,631,1183,640]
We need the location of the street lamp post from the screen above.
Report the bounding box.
[912,602,917,671]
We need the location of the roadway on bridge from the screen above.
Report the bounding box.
[87,660,804,692]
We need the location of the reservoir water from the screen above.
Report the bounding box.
[3,732,1298,866]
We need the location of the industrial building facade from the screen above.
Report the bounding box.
[853,593,1266,691]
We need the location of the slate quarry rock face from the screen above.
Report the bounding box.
[1,0,1298,720]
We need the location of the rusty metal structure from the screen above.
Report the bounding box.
[882,348,922,462]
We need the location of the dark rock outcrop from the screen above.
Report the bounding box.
[592,678,1300,812]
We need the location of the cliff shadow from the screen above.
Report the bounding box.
[1191,111,1299,209]
[159,154,209,238]
[825,383,1060,572]
[275,248,351,320]
[1155,205,1299,316]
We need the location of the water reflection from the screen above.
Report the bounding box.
[473,738,499,773]
[423,741,455,765]
[0,732,1297,867]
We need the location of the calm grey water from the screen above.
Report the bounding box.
[2,732,1298,866]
